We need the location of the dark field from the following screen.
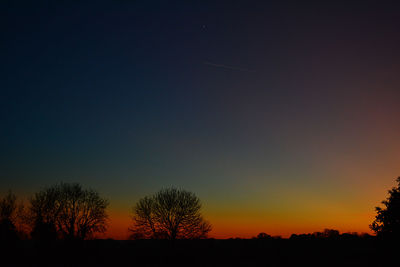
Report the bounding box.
[1,237,394,267]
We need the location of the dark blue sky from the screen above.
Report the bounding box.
[1,1,400,237]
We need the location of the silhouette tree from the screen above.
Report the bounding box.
[29,183,109,240]
[0,191,24,242]
[28,185,60,240]
[129,188,211,240]
[256,232,272,239]
[370,177,400,238]
[322,229,340,238]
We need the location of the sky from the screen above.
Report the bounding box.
[1,1,400,239]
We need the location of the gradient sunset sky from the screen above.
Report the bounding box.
[1,1,400,239]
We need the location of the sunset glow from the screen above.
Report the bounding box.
[2,1,400,240]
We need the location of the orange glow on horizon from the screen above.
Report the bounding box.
[100,209,376,240]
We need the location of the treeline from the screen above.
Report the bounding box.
[0,183,211,242]
[2,176,400,243]
[251,229,373,241]
[0,183,109,242]
[0,183,369,243]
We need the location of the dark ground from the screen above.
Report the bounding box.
[0,237,395,266]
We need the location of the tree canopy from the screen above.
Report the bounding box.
[0,191,23,241]
[130,188,211,240]
[28,183,109,240]
[370,177,400,238]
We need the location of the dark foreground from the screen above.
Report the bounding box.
[1,237,394,266]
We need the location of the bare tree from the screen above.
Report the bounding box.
[29,183,109,240]
[130,188,212,240]
[0,191,24,241]
[29,186,61,240]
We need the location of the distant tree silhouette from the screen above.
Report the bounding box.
[370,177,400,238]
[256,232,272,239]
[0,191,23,242]
[29,183,109,240]
[322,229,340,238]
[28,185,60,240]
[129,188,211,240]
[312,229,340,239]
